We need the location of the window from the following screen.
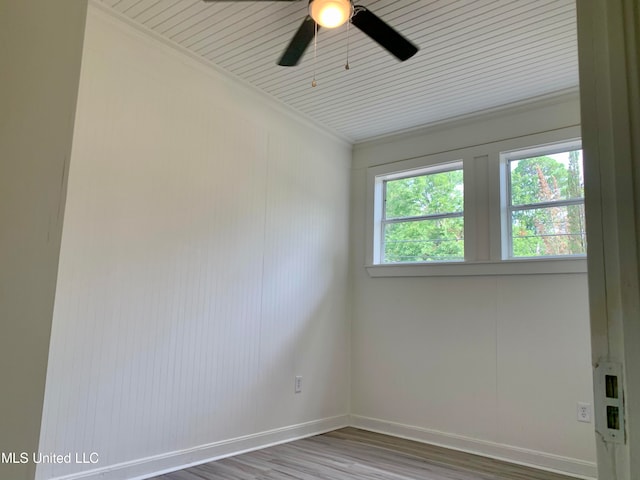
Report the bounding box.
[503,143,586,258]
[365,127,587,276]
[374,161,464,264]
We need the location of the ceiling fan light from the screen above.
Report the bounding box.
[309,0,352,29]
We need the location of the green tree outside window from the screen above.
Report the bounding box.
[383,169,464,263]
[509,151,586,257]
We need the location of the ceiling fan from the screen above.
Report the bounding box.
[202,0,419,66]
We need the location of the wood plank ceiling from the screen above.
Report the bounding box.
[98,0,579,143]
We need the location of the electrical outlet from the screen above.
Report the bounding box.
[595,362,624,443]
[294,376,302,394]
[577,402,592,423]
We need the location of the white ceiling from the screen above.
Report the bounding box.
[98,0,579,143]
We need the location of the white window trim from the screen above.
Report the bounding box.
[365,126,587,277]
[374,160,464,265]
[501,139,585,260]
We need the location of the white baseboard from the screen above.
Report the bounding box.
[49,415,349,480]
[349,415,597,480]
[46,414,597,480]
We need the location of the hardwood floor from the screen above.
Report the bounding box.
[152,427,580,480]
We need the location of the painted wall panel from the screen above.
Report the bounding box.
[495,275,594,460]
[36,6,351,479]
[351,275,498,439]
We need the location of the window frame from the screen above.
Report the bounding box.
[501,139,586,260]
[377,161,464,264]
[364,127,587,277]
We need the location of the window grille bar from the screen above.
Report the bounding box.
[510,197,585,212]
[386,237,464,244]
[513,232,587,240]
[382,211,464,224]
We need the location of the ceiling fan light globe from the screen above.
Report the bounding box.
[309,0,352,28]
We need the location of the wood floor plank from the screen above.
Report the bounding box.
[151,427,581,480]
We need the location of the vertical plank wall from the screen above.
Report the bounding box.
[36,5,351,480]
[349,97,597,478]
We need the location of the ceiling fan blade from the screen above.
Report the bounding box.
[350,6,418,61]
[277,15,317,66]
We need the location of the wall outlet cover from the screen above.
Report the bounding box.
[577,402,592,423]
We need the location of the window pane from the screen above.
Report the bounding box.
[510,150,583,206]
[383,217,464,263]
[385,169,463,219]
[511,204,587,257]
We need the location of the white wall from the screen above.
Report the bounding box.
[36,5,351,480]
[0,2,87,480]
[350,95,597,478]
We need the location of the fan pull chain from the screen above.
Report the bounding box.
[345,19,351,70]
[311,21,318,87]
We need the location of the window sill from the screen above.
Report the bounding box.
[365,258,587,277]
